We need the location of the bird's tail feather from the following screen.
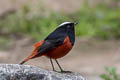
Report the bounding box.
[19,57,30,65]
[19,55,34,65]
[19,60,26,65]
[19,43,43,65]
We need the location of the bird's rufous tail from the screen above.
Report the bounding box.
[19,41,44,65]
[19,47,39,65]
[19,60,26,65]
[19,56,32,65]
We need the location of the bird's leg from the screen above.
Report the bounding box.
[55,59,72,73]
[55,59,64,72]
[50,58,55,71]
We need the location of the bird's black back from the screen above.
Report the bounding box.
[45,26,67,46]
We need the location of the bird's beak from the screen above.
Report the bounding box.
[74,22,78,25]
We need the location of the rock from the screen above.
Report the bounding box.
[0,64,85,80]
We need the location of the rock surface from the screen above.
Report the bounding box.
[0,64,85,80]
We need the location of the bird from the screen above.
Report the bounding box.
[19,22,78,72]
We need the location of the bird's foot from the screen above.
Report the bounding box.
[53,70,72,73]
[60,70,73,73]
[53,70,59,72]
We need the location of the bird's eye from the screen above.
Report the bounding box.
[67,25,70,28]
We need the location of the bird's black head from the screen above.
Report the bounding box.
[58,22,78,45]
[45,22,77,46]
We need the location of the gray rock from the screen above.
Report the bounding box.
[0,64,85,80]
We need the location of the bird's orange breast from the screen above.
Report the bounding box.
[45,36,72,59]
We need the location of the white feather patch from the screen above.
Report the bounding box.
[59,22,71,27]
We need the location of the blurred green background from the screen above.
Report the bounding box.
[0,0,120,45]
[0,0,120,80]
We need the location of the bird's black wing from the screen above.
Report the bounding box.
[33,27,67,57]
[33,38,65,58]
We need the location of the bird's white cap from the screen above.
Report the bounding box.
[59,22,72,27]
